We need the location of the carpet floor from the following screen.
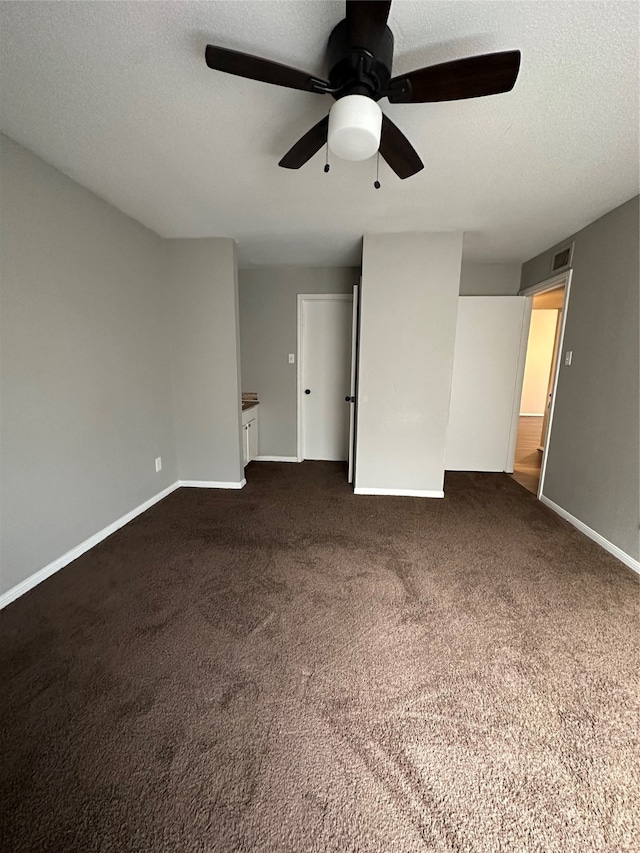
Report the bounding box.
[1,464,638,852]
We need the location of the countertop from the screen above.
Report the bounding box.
[242,401,259,412]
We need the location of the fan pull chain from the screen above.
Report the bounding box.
[374,152,381,189]
[324,144,330,173]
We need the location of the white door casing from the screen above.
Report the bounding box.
[445,296,528,472]
[297,294,353,462]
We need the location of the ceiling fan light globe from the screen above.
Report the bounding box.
[328,95,382,161]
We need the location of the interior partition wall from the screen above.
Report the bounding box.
[355,232,463,496]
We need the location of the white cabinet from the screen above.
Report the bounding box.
[241,406,259,467]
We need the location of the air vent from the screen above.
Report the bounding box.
[551,244,573,273]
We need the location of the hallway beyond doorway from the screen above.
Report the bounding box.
[510,416,543,494]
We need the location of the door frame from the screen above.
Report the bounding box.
[296,293,353,463]
[511,270,573,498]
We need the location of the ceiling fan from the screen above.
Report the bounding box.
[205,1,521,180]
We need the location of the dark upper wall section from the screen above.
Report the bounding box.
[460,263,521,296]
[520,195,639,562]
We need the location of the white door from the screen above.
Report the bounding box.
[299,295,353,461]
[445,296,527,471]
[347,284,359,483]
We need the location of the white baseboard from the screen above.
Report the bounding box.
[179,479,246,489]
[0,482,181,610]
[354,487,445,498]
[520,412,545,417]
[540,495,640,575]
[0,477,253,610]
[254,456,299,463]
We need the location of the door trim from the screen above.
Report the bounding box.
[514,270,573,498]
[296,294,353,463]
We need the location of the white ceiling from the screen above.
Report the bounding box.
[0,1,638,268]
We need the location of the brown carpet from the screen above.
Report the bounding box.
[1,464,638,852]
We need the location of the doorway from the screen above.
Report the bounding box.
[297,294,353,464]
[511,277,569,495]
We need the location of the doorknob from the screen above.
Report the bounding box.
[305,389,311,394]
[345,396,355,402]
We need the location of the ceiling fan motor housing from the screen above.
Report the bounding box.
[327,19,394,100]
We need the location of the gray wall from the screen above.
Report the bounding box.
[521,195,639,561]
[239,267,357,458]
[460,263,521,295]
[356,232,463,494]
[0,133,177,595]
[168,239,243,484]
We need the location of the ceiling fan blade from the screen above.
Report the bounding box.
[279,116,329,169]
[379,114,424,179]
[386,50,521,103]
[205,45,329,94]
[345,1,392,49]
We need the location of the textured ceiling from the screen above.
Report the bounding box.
[0,1,638,267]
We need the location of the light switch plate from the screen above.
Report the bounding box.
[564,351,573,366]
[288,353,295,364]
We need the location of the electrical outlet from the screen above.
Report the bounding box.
[288,353,295,364]
[155,457,162,472]
[564,351,573,366]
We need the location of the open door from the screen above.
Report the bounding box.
[445,296,528,472]
[347,283,359,484]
